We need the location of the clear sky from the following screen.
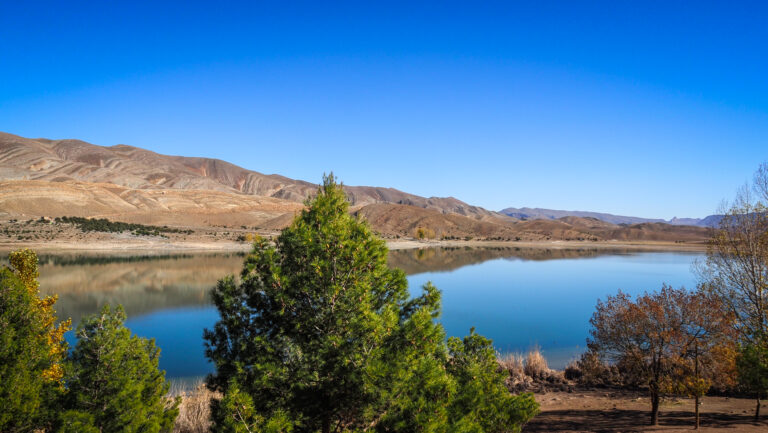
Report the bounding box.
[1,1,766,219]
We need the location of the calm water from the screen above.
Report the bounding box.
[21,247,701,381]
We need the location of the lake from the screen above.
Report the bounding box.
[21,247,702,382]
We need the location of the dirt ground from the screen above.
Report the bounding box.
[523,390,768,432]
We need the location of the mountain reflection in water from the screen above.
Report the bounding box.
[25,247,668,325]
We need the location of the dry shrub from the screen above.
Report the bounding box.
[574,350,622,387]
[564,358,582,381]
[524,347,550,379]
[498,352,525,380]
[172,383,217,433]
[498,352,533,391]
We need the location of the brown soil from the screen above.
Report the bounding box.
[524,390,768,432]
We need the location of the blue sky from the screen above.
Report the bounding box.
[1,1,766,219]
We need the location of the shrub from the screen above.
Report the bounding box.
[60,305,179,433]
[524,347,550,379]
[448,330,539,432]
[173,384,216,433]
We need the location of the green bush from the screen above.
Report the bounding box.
[59,305,179,433]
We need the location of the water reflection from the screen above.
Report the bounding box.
[35,253,245,324]
[28,247,682,325]
[388,246,651,275]
[0,246,703,377]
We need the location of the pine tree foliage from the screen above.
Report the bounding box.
[60,305,179,433]
[446,330,540,432]
[205,174,538,433]
[0,267,59,432]
[737,341,768,420]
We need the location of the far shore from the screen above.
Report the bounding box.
[0,238,709,255]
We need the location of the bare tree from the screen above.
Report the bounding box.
[698,163,768,419]
[698,164,768,343]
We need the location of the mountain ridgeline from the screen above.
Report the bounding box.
[0,132,713,242]
[499,207,723,228]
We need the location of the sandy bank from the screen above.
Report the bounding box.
[0,238,708,255]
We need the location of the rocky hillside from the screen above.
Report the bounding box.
[0,132,712,243]
[0,132,499,219]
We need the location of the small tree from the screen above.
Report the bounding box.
[665,290,736,429]
[737,341,768,421]
[587,285,732,426]
[60,305,179,433]
[446,329,540,432]
[205,174,537,432]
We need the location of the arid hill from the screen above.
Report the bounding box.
[0,131,711,243]
[0,131,499,219]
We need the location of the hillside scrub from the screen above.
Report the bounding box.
[56,216,193,236]
[204,174,538,433]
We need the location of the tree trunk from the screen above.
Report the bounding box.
[756,396,761,421]
[651,391,660,426]
[323,415,331,433]
[695,395,700,429]
[694,344,700,429]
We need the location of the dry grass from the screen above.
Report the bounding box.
[498,348,573,393]
[498,352,525,380]
[523,346,550,379]
[172,383,217,433]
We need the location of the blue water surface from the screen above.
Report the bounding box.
[53,249,701,380]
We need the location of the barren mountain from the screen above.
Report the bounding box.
[0,132,499,218]
[500,207,721,227]
[0,132,711,243]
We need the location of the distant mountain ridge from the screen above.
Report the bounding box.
[499,207,722,228]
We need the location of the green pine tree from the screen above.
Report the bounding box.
[0,267,60,432]
[59,305,179,433]
[446,329,539,432]
[205,174,538,432]
[737,340,768,420]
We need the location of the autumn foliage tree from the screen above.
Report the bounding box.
[204,174,538,433]
[664,291,736,429]
[586,285,735,427]
[8,248,71,383]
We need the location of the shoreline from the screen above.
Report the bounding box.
[0,238,708,254]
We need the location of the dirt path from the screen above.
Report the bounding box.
[523,390,767,432]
